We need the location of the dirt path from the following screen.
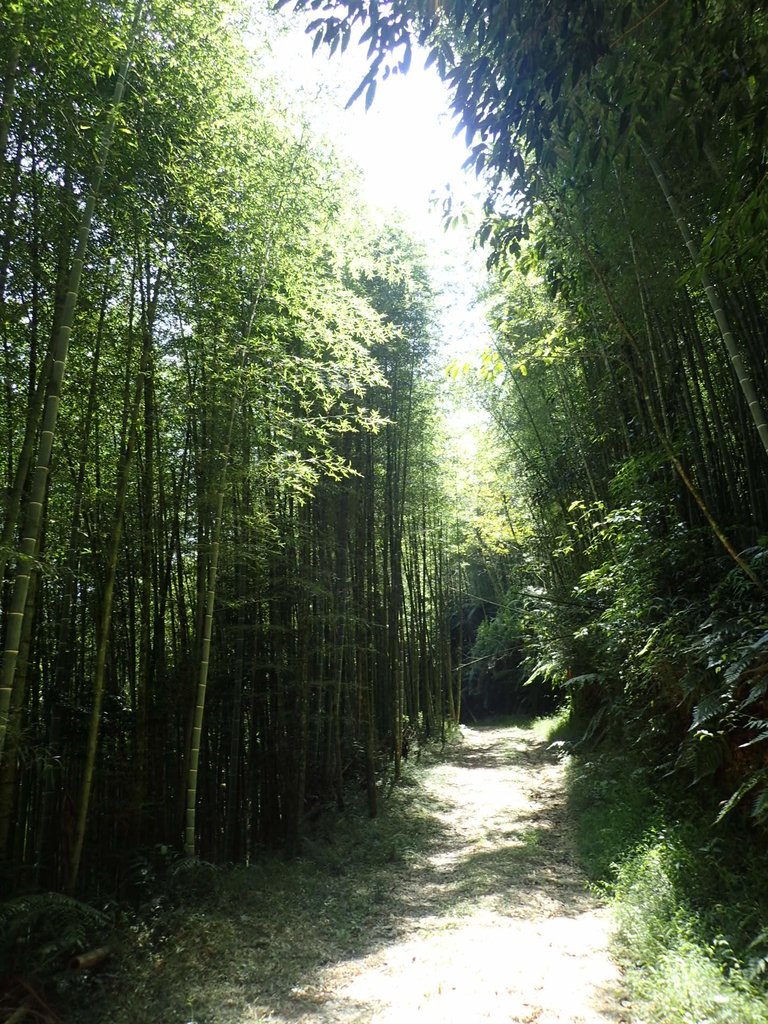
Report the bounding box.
[287,724,624,1024]
[89,722,626,1024]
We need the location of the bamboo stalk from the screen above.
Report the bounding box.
[544,189,767,594]
[0,0,147,766]
[69,945,113,971]
[641,144,768,460]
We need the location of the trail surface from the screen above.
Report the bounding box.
[90,722,625,1024]
[292,723,624,1024]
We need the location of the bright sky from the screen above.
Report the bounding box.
[255,4,491,367]
[252,3,491,468]
[260,6,473,224]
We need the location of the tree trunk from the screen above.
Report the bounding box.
[66,271,158,892]
[0,0,146,765]
[642,144,768,459]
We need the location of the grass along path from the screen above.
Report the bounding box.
[83,720,626,1023]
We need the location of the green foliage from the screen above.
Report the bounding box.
[469,595,522,672]
[566,752,659,884]
[295,0,768,276]
[0,0,454,888]
[574,501,668,664]
[0,893,107,975]
[567,748,768,1024]
[626,942,768,1024]
[492,471,768,819]
[614,833,768,1024]
[672,547,768,823]
[613,834,693,960]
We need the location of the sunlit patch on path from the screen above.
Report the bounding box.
[90,723,625,1023]
[266,724,624,1024]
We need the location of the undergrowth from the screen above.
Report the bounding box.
[564,735,768,1023]
[63,753,442,1024]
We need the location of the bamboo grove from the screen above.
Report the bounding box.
[0,0,461,894]
[300,0,768,826]
[470,0,768,824]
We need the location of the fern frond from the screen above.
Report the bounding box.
[715,768,767,824]
[0,892,107,973]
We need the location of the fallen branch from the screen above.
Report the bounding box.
[5,978,60,1024]
[5,996,33,1024]
[68,946,112,972]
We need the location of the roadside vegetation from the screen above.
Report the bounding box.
[549,713,768,1024]
[2,748,436,1022]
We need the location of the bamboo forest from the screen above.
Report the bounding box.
[2,1,768,1022]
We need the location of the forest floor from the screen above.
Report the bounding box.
[76,719,628,1023]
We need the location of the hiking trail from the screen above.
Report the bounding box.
[88,722,627,1024]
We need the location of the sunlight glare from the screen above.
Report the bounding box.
[253,2,491,365]
[256,4,478,234]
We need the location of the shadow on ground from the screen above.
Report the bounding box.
[77,720,619,1024]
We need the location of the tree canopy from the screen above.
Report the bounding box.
[0,0,463,892]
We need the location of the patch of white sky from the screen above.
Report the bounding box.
[244,2,493,469]
[248,3,491,373]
